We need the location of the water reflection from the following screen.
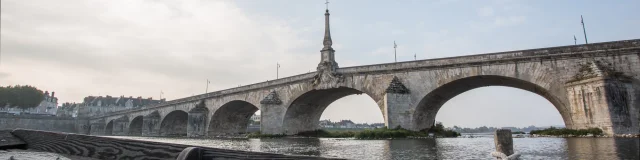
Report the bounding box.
[566,138,639,160]
[110,136,639,160]
[386,139,442,160]
[258,138,322,156]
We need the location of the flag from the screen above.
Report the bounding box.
[277,63,280,68]
[207,79,210,84]
[574,35,577,41]
[394,41,397,49]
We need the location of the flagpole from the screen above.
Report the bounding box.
[581,15,588,44]
[276,63,280,79]
[574,35,577,45]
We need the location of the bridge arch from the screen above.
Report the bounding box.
[105,120,114,135]
[208,100,258,135]
[412,75,568,130]
[159,110,189,136]
[283,87,382,134]
[128,116,143,136]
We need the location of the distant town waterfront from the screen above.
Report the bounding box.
[109,136,639,160]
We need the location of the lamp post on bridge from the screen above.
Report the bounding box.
[205,79,210,94]
[581,15,588,44]
[277,63,280,79]
[394,41,397,62]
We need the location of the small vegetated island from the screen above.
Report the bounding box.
[248,122,460,139]
[529,127,603,137]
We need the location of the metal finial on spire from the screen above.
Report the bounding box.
[325,0,329,11]
[322,1,333,51]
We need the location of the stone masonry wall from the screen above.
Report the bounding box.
[0,114,87,133]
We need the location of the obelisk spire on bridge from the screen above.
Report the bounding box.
[317,0,339,72]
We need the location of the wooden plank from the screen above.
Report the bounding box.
[11,129,343,160]
[0,130,26,149]
[494,129,514,156]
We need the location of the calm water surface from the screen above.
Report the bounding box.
[111,135,639,160]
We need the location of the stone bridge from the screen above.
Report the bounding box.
[89,9,640,136]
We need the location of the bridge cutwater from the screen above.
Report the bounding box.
[88,9,640,137]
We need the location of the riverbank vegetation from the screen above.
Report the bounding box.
[529,127,603,137]
[0,85,45,109]
[512,131,526,134]
[295,130,356,138]
[247,123,461,139]
[246,132,286,138]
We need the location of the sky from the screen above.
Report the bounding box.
[1,0,639,128]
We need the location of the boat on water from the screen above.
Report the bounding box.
[0,129,342,160]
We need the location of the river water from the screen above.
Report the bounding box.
[111,135,639,160]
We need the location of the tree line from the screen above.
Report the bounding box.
[0,85,45,109]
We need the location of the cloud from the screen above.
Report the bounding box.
[0,72,9,79]
[0,0,319,102]
[470,1,528,29]
[493,15,526,27]
[478,6,495,17]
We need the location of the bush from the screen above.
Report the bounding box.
[249,126,461,139]
[354,127,436,139]
[423,122,461,138]
[295,129,355,138]
[530,127,603,137]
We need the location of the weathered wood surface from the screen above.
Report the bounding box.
[0,130,25,149]
[494,129,514,156]
[492,129,520,160]
[11,129,343,160]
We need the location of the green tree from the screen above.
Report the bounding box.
[0,85,45,109]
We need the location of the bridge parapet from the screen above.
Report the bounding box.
[338,39,640,75]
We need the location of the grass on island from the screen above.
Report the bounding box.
[529,127,603,137]
[247,124,461,139]
[512,131,526,134]
[246,132,286,138]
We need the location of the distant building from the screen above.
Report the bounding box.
[337,120,355,128]
[56,102,80,117]
[318,119,385,129]
[57,95,165,117]
[250,114,260,122]
[370,123,385,128]
[0,91,58,116]
[319,119,333,128]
